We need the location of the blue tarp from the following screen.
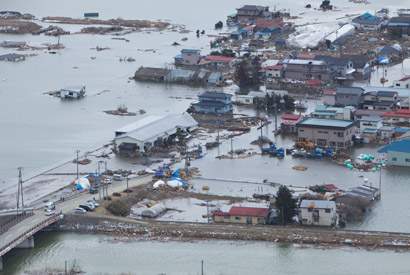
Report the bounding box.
[76,184,83,190]
[85,174,103,178]
[168,177,186,187]
[173,168,180,177]
[377,57,390,64]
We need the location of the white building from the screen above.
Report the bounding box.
[299,200,336,226]
[114,113,198,156]
[393,77,410,89]
[60,85,86,98]
[358,116,383,137]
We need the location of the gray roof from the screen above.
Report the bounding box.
[378,126,395,131]
[374,45,401,56]
[199,91,232,99]
[314,55,351,66]
[390,17,410,24]
[286,59,326,66]
[115,113,198,143]
[362,86,410,99]
[363,100,395,107]
[60,85,85,93]
[237,5,266,11]
[355,109,384,117]
[336,87,364,95]
[359,116,382,122]
[300,200,335,209]
[181,49,200,53]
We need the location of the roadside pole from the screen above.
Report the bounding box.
[126,173,130,209]
[202,186,210,223]
[75,150,80,180]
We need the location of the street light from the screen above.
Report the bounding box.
[75,150,80,180]
[202,186,210,223]
[125,172,130,209]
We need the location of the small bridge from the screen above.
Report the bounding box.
[0,210,62,271]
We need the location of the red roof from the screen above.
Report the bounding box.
[323,90,336,96]
[382,109,410,118]
[281,114,303,126]
[298,54,316,59]
[306,79,322,85]
[281,114,302,120]
[265,65,283,70]
[324,184,339,190]
[212,211,229,216]
[255,21,288,27]
[399,76,410,81]
[205,55,236,62]
[228,206,269,217]
[241,25,255,31]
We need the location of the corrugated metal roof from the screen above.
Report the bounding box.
[300,200,335,209]
[116,113,198,143]
[378,140,410,153]
[181,49,200,53]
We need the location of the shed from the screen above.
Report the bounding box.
[60,85,86,98]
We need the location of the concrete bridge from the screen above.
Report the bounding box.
[0,210,62,270]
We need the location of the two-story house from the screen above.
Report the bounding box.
[174,49,201,66]
[352,13,385,31]
[358,116,383,138]
[299,200,337,226]
[235,5,273,23]
[341,54,371,79]
[335,87,364,107]
[312,105,355,120]
[362,91,398,111]
[382,109,410,125]
[296,117,357,149]
[191,91,233,114]
[265,65,283,78]
[314,55,355,79]
[283,59,333,81]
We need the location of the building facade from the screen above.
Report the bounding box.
[296,118,357,149]
[335,87,364,107]
[382,109,410,125]
[299,200,337,226]
[191,91,233,114]
[281,114,303,133]
[284,59,333,81]
[213,206,269,224]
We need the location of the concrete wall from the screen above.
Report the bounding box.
[181,52,200,65]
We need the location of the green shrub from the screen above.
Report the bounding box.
[106,200,129,216]
[112,192,121,197]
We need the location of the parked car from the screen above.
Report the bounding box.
[90,188,98,194]
[87,200,99,207]
[45,209,55,216]
[102,179,112,185]
[75,207,86,214]
[113,174,123,181]
[85,203,95,210]
[79,204,93,212]
[44,202,55,210]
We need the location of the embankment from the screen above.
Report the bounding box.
[52,214,410,250]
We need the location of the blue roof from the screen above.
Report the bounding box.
[396,128,409,133]
[256,31,271,35]
[173,54,182,59]
[181,49,200,53]
[361,13,378,20]
[378,140,410,153]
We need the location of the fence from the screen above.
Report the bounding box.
[0,212,35,235]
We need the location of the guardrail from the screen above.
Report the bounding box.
[0,212,35,235]
[0,212,62,257]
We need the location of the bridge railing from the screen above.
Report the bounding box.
[0,212,35,235]
[0,212,62,257]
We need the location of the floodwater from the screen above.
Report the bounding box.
[1,0,410,272]
[3,232,410,275]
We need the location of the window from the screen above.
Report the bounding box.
[235,217,241,220]
[325,209,331,213]
[308,208,313,212]
[224,215,230,219]
[337,132,343,137]
[330,141,336,146]
[337,142,344,147]
[187,53,191,56]
[313,217,319,222]
[323,131,328,134]
[299,129,304,132]
[406,159,410,163]
[317,139,326,146]
[318,131,322,133]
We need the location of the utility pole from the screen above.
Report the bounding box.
[201,260,204,275]
[126,173,130,209]
[217,118,220,158]
[75,150,80,180]
[281,206,284,225]
[17,167,24,215]
[230,137,233,159]
[379,167,382,198]
[202,186,210,223]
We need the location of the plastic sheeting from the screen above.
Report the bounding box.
[153,180,165,189]
[75,177,90,190]
[324,24,355,44]
[167,177,186,188]
[142,203,166,217]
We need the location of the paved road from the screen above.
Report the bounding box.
[0,175,152,252]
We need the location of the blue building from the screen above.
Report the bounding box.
[378,140,410,167]
[191,91,233,114]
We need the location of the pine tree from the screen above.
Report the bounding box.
[275,185,298,225]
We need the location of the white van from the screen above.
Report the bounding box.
[113,174,123,181]
[44,202,55,210]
